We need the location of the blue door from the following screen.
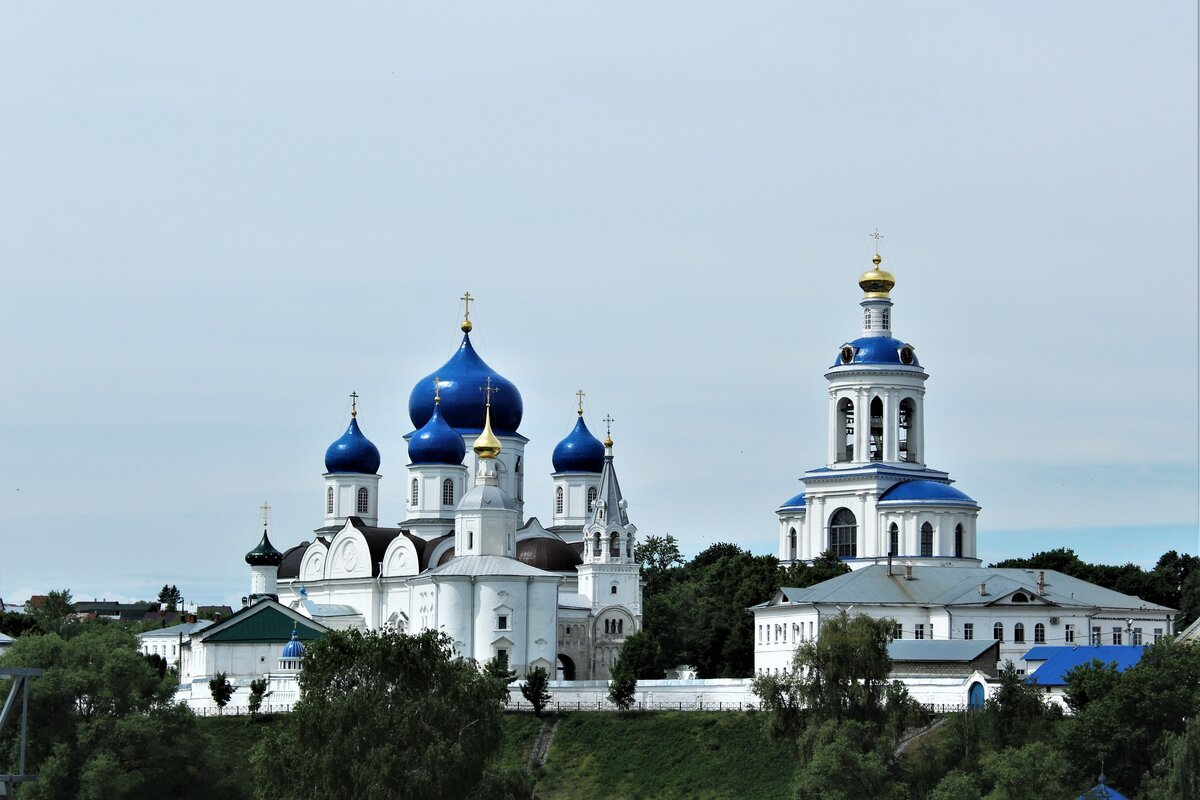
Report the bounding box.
[968,682,985,710]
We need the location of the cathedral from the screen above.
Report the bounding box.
[242,299,641,680]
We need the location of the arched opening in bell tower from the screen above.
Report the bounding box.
[836,399,855,462]
[788,528,797,560]
[829,508,857,558]
[869,396,884,461]
[899,398,917,462]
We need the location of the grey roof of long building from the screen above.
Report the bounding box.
[759,565,1174,612]
[888,639,998,662]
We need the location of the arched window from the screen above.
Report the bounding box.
[993,622,1004,642]
[326,486,334,514]
[788,528,798,560]
[610,584,618,595]
[410,478,419,507]
[555,486,564,514]
[869,396,884,461]
[442,479,454,506]
[356,487,369,514]
[954,524,964,558]
[626,534,633,558]
[889,522,900,557]
[920,522,934,557]
[829,508,857,558]
[604,619,610,634]
[1034,623,1046,644]
[617,619,624,634]
[609,532,620,558]
[1014,623,1026,643]
[1011,593,1029,603]
[898,398,917,462]
[593,532,601,557]
[837,399,855,462]
[587,487,598,512]
[468,530,473,550]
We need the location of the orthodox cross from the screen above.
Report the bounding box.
[433,376,441,404]
[350,391,358,417]
[870,228,884,246]
[481,376,499,406]
[603,414,614,439]
[260,501,271,530]
[576,388,586,415]
[460,291,474,322]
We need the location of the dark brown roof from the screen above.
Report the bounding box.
[517,536,583,572]
[277,541,311,579]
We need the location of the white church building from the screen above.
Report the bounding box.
[754,254,1177,678]
[244,301,642,681]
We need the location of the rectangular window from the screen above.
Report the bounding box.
[1091,626,1101,645]
[1065,624,1075,644]
[963,623,974,640]
[1154,627,1164,643]
[1112,627,1122,646]
[497,615,509,631]
[893,623,902,640]
[758,625,762,644]
[1132,628,1142,645]
[915,624,925,640]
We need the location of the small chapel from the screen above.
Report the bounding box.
[240,297,643,680]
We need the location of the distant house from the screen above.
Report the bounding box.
[0,632,13,655]
[137,620,214,671]
[1023,645,1146,709]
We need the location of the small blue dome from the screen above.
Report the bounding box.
[878,480,975,505]
[324,416,381,475]
[552,416,605,473]
[281,630,304,659]
[778,492,807,510]
[408,404,466,465]
[832,337,920,367]
[409,334,523,435]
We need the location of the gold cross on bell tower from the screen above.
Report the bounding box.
[460,291,474,333]
[260,501,271,531]
[602,414,614,446]
[576,388,586,415]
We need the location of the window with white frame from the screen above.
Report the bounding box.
[915,624,925,640]
[1014,623,1025,643]
[555,487,564,514]
[497,615,509,631]
[442,479,454,506]
[1132,627,1142,645]
[829,508,857,558]
[1065,624,1075,643]
[1091,626,1101,645]
[920,522,934,557]
[893,622,902,639]
[327,486,334,514]
[963,623,974,640]
[994,622,1004,642]
[410,478,419,506]
[1154,627,1163,643]
[1034,623,1045,644]
[587,486,597,512]
[356,487,369,514]
[1112,627,1122,646]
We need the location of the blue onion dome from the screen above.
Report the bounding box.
[552,414,605,473]
[408,402,466,465]
[409,333,523,435]
[832,337,921,368]
[245,530,284,566]
[281,629,304,659]
[324,415,381,474]
[777,492,807,510]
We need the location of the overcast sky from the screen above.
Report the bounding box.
[2,4,1196,608]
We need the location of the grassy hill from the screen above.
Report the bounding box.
[197,710,794,799]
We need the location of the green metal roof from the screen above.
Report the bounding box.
[203,604,325,644]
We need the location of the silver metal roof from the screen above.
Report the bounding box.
[888,639,997,662]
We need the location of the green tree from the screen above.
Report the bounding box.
[482,652,517,690]
[780,550,852,588]
[27,589,76,636]
[520,666,552,717]
[1062,658,1121,714]
[980,741,1072,800]
[1143,713,1200,800]
[607,661,637,711]
[156,584,182,612]
[634,533,684,595]
[247,678,269,716]
[209,672,233,714]
[930,769,982,800]
[791,720,906,800]
[0,610,35,638]
[615,630,666,679]
[0,623,219,800]
[252,628,508,800]
[981,661,1057,749]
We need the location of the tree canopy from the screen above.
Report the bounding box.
[252,628,511,800]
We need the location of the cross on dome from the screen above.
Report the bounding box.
[576,388,586,415]
[350,391,358,417]
[460,291,474,332]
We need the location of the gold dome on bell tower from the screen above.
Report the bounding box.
[859,252,896,298]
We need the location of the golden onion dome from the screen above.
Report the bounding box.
[858,253,895,298]
[472,404,502,459]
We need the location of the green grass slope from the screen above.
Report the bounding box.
[535,712,796,800]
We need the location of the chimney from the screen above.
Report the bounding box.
[887,553,894,577]
[979,581,988,596]
[904,562,913,581]
[1037,571,1046,594]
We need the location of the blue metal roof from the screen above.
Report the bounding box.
[831,336,920,367]
[878,480,976,505]
[1024,645,1145,686]
[409,333,523,436]
[552,415,605,473]
[407,403,466,465]
[324,416,381,475]
[1077,782,1131,800]
[777,492,807,510]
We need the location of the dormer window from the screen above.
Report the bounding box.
[1011,592,1029,603]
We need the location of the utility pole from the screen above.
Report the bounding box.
[0,667,44,796]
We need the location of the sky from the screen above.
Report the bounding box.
[1,3,1196,609]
